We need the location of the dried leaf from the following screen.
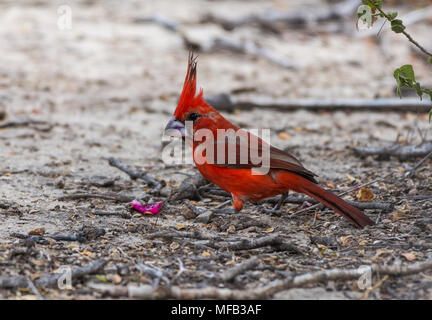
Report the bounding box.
[177,224,186,230]
[110,274,122,284]
[28,228,45,236]
[81,249,93,256]
[392,212,407,222]
[401,252,416,262]
[227,225,236,232]
[326,182,336,189]
[346,174,357,182]
[278,132,291,140]
[170,242,180,250]
[356,187,374,202]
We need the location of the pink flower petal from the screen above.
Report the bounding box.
[130,200,163,215]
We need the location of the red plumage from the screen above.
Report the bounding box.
[165,53,374,228]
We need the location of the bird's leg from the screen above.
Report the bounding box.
[274,192,289,211]
[259,192,289,216]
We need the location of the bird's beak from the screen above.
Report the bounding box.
[165,116,185,137]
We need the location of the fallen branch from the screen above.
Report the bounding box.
[353,142,432,160]
[170,173,208,201]
[405,149,432,178]
[12,226,105,243]
[0,275,28,289]
[0,120,52,131]
[58,192,135,203]
[36,258,106,288]
[221,257,260,282]
[0,258,106,290]
[338,242,432,254]
[93,210,132,219]
[133,14,296,69]
[146,229,217,241]
[91,259,432,299]
[204,0,359,31]
[210,38,295,69]
[223,234,282,251]
[206,94,432,113]
[183,200,204,215]
[107,157,163,193]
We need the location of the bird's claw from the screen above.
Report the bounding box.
[258,205,283,216]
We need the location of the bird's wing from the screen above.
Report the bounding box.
[205,132,317,182]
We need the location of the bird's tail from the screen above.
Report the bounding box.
[293,175,374,228]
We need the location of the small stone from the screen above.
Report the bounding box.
[55,176,65,189]
[407,188,417,196]
[181,205,197,220]
[195,211,214,224]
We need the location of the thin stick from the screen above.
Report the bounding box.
[221,257,259,282]
[206,95,432,113]
[91,260,432,299]
[58,192,135,203]
[107,157,163,192]
[0,120,50,129]
[375,6,432,57]
[406,150,432,178]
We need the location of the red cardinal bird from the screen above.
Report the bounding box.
[165,53,374,228]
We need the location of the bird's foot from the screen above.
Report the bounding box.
[258,205,283,217]
[258,192,289,216]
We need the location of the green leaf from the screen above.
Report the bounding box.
[388,12,398,21]
[414,83,423,100]
[393,69,403,98]
[393,65,420,99]
[391,19,406,33]
[429,109,432,123]
[95,275,109,283]
[399,64,416,83]
[428,57,432,64]
[370,0,383,9]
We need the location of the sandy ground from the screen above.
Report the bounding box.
[0,0,431,300]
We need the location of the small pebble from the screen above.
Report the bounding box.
[195,210,213,224]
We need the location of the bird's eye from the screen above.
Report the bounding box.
[187,113,200,121]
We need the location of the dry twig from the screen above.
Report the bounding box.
[108,157,163,193]
[91,260,432,299]
[353,143,432,160]
[206,94,432,113]
[221,257,260,282]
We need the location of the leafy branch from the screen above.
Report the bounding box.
[358,0,432,121]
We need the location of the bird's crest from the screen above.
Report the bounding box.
[174,52,205,119]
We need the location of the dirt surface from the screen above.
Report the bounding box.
[0,0,431,300]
